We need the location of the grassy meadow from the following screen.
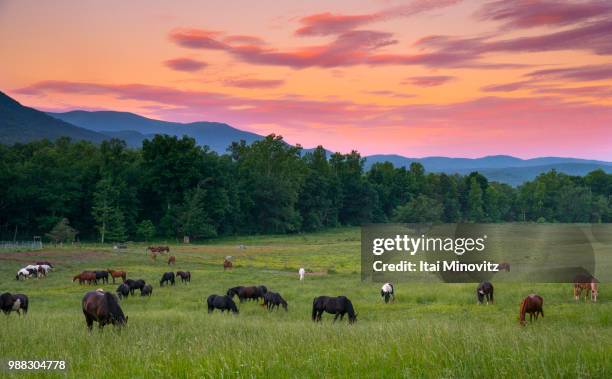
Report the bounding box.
[0,227,610,378]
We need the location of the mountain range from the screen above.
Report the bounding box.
[1,90,610,186]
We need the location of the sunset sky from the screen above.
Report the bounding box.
[1,0,611,159]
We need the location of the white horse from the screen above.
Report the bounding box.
[24,264,38,271]
[381,282,395,303]
[299,268,305,281]
[16,268,31,280]
[37,264,51,276]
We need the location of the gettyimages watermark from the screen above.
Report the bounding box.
[361,223,612,283]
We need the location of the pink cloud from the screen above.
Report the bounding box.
[224,78,285,89]
[295,0,461,36]
[404,75,454,87]
[481,81,530,92]
[164,57,208,72]
[528,64,612,81]
[477,0,612,29]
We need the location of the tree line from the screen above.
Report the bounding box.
[0,135,610,242]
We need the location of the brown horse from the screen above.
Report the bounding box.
[223,259,233,270]
[148,246,170,254]
[519,294,543,325]
[574,274,598,302]
[168,256,176,265]
[73,271,97,285]
[107,269,127,284]
[82,291,127,331]
[498,262,511,272]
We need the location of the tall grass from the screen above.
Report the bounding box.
[0,228,610,378]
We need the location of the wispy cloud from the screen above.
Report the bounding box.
[403,75,454,87]
[164,57,208,72]
[223,78,285,89]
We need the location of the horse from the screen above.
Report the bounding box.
[498,262,511,272]
[16,268,32,280]
[263,292,288,311]
[148,246,170,254]
[36,261,53,268]
[574,274,598,302]
[477,282,494,304]
[232,286,267,303]
[207,295,239,314]
[299,267,305,281]
[519,294,544,325]
[82,291,127,330]
[140,284,153,296]
[312,296,357,324]
[126,279,146,295]
[0,293,28,315]
[37,265,51,277]
[381,282,394,303]
[167,256,176,265]
[95,271,109,284]
[160,272,175,286]
[116,283,130,299]
[73,271,97,285]
[107,269,127,284]
[223,259,233,270]
[176,271,191,283]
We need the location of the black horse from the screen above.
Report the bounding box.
[160,272,175,286]
[227,285,267,302]
[140,284,153,296]
[477,282,494,304]
[116,283,130,299]
[176,271,191,283]
[82,291,127,330]
[207,295,239,314]
[0,292,28,315]
[263,292,288,311]
[124,279,146,295]
[95,271,109,284]
[312,296,357,324]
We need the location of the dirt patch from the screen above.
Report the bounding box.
[0,250,113,265]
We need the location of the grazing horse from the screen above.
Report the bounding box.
[232,286,267,303]
[167,256,176,265]
[37,265,51,277]
[498,262,511,272]
[107,269,127,284]
[16,268,32,280]
[160,272,175,286]
[116,283,130,299]
[299,267,305,281]
[381,282,395,303]
[73,271,97,285]
[312,296,357,324]
[207,295,239,314]
[574,274,598,302]
[519,294,544,325]
[223,259,233,270]
[0,293,28,315]
[263,292,288,311]
[36,261,53,268]
[95,271,109,284]
[477,282,494,304]
[176,271,191,283]
[82,291,127,330]
[148,246,170,254]
[140,284,153,297]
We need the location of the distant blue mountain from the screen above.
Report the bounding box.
[48,110,263,152]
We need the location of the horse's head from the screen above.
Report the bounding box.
[349,313,357,324]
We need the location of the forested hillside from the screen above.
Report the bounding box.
[0,135,610,242]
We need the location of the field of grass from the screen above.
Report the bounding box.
[0,227,610,378]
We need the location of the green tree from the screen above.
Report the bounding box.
[136,219,156,242]
[392,195,443,223]
[92,178,126,243]
[178,186,217,240]
[45,218,78,243]
[467,177,485,221]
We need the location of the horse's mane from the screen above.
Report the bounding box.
[104,292,125,321]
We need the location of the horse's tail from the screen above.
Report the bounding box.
[519,296,528,324]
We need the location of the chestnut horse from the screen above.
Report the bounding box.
[519,294,543,325]
[223,259,233,270]
[147,246,170,254]
[73,271,97,285]
[574,274,598,302]
[107,269,127,284]
[498,262,510,272]
[168,256,176,265]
